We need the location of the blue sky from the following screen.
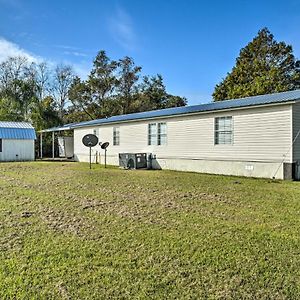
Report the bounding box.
[0,0,299,105]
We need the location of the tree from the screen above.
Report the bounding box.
[68,50,187,120]
[164,94,187,108]
[30,96,60,131]
[53,64,74,122]
[69,52,142,119]
[137,74,187,111]
[0,56,63,130]
[0,56,38,121]
[115,56,141,114]
[28,61,51,101]
[17,79,38,121]
[68,76,95,119]
[0,97,21,121]
[0,56,28,91]
[69,51,118,120]
[138,74,167,111]
[89,50,118,104]
[213,28,300,101]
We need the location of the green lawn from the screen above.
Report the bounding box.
[0,162,300,299]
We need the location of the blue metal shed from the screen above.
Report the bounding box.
[0,122,36,161]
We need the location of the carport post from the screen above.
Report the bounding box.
[52,131,55,160]
[40,132,43,159]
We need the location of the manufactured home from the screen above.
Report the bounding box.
[41,90,300,180]
[0,122,36,162]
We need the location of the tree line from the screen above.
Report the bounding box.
[0,51,187,131]
[1,27,300,133]
[68,51,187,123]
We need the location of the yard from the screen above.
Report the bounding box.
[0,162,300,299]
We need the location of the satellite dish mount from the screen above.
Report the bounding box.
[82,134,99,169]
[101,142,109,168]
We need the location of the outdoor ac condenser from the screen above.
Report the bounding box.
[118,153,152,169]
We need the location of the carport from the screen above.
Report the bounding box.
[39,124,74,160]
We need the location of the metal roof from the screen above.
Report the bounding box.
[0,122,36,140]
[41,89,300,132]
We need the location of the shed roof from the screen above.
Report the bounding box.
[41,89,300,132]
[0,122,36,140]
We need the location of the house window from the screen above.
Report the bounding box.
[215,116,233,145]
[113,127,120,146]
[158,123,167,145]
[0,139,2,152]
[148,122,167,145]
[148,123,157,145]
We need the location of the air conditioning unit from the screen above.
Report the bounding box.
[119,153,152,169]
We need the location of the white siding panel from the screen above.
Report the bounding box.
[0,139,35,161]
[73,104,293,164]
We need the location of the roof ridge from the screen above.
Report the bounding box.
[208,89,300,104]
[0,121,34,129]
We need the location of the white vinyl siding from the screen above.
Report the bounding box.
[215,116,233,145]
[113,127,120,146]
[73,104,293,164]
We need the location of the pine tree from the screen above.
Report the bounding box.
[213,28,300,101]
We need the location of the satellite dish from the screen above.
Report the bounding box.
[101,142,109,149]
[82,134,98,147]
[82,134,99,170]
[100,142,109,168]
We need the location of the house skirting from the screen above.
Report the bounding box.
[73,153,293,180]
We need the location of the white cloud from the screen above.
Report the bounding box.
[63,51,88,58]
[0,37,38,62]
[55,44,81,51]
[108,7,137,51]
[55,45,90,62]
[0,37,91,79]
[72,62,91,79]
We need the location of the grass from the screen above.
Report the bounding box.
[0,162,300,299]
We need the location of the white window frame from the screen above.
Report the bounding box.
[148,123,157,145]
[113,127,120,146]
[158,122,167,145]
[148,122,167,146]
[214,116,233,145]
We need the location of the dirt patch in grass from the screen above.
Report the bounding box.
[39,207,96,236]
[0,162,300,299]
